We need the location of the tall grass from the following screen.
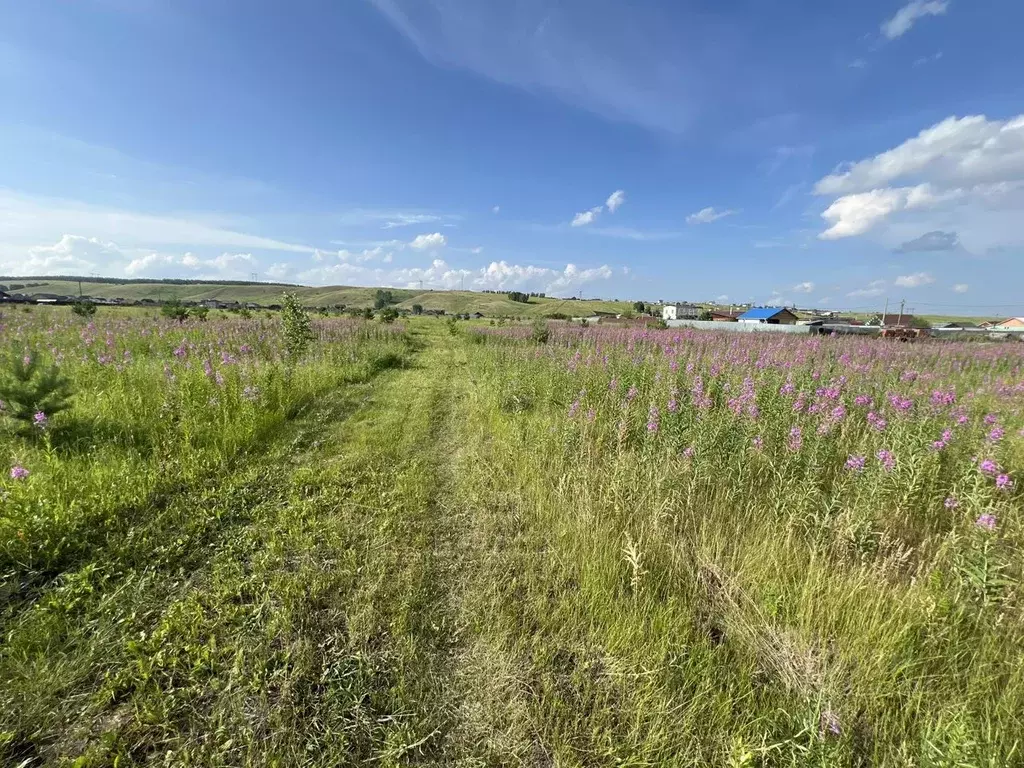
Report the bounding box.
[1,309,409,591]
[455,325,1024,764]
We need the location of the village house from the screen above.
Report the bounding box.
[737,307,798,325]
[709,310,741,322]
[993,317,1024,329]
[661,303,701,321]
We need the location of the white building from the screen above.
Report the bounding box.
[662,303,700,321]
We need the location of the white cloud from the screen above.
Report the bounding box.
[894,271,935,288]
[492,205,500,214]
[297,257,615,297]
[818,183,962,239]
[20,234,123,274]
[849,59,867,69]
[847,280,888,298]
[815,115,1024,197]
[570,190,624,227]
[814,114,1024,243]
[715,294,729,302]
[793,281,815,294]
[686,206,736,225]
[409,232,447,250]
[882,0,949,40]
[953,283,969,293]
[471,246,483,254]
[571,206,602,227]
[266,262,291,281]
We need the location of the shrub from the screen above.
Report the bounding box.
[281,292,314,358]
[530,319,550,344]
[412,304,423,315]
[160,300,189,322]
[191,305,210,321]
[379,307,399,324]
[71,301,97,318]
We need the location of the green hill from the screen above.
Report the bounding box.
[0,276,634,317]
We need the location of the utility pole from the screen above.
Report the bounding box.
[882,297,889,326]
[897,298,905,328]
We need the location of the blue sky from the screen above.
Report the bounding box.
[2,0,1023,314]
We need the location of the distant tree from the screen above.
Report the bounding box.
[379,307,399,324]
[71,301,96,318]
[361,307,374,320]
[412,304,423,315]
[374,289,395,309]
[530,318,550,344]
[698,309,713,321]
[191,305,210,321]
[633,301,646,314]
[160,299,189,322]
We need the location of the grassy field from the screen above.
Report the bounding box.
[2,307,1023,765]
[1,277,635,317]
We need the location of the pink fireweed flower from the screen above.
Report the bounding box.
[752,436,764,451]
[996,474,1013,491]
[820,710,842,738]
[944,497,959,510]
[975,513,997,531]
[242,385,260,401]
[625,386,638,402]
[33,411,47,430]
[853,394,872,407]
[647,405,660,433]
[877,449,896,472]
[979,459,1000,476]
[987,426,1005,442]
[867,411,887,432]
[787,426,803,452]
[10,465,29,480]
[984,414,998,425]
[845,455,866,472]
[586,408,596,423]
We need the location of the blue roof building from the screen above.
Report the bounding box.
[737,307,799,324]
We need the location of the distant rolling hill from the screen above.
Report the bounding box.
[0,276,636,317]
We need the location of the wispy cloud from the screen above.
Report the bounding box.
[847,279,887,298]
[570,189,626,227]
[686,206,736,225]
[953,283,969,293]
[792,281,815,294]
[571,206,603,227]
[367,0,724,133]
[881,0,950,40]
[605,189,626,213]
[894,271,935,288]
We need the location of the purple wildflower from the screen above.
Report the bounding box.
[995,474,1013,491]
[944,497,959,510]
[987,426,1005,442]
[10,465,29,480]
[845,455,866,472]
[975,513,997,531]
[33,411,47,430]
[979,459,1000,476]
[646,405,660,433]
[786,426,803,452]
[820,710,842,738]
[752,436,764,451]
[877,449,896,472]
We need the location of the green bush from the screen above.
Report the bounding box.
[281,292,314,358]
